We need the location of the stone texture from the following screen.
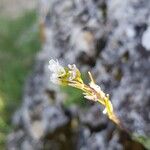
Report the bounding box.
[7,0,150,149]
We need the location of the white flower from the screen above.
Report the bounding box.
[48,59,66,83]
[89,82,105,98]
[83,94,97,102]
[68,64,77,81]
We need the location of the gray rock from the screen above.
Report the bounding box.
[80,105,107,131]
[78,127,123,150]
[7,0,150,149]
[142,26,150,50]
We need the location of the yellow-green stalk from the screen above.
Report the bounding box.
[48,59,120,126]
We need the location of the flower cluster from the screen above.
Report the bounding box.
[48,59,120,126]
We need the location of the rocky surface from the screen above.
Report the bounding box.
[7,0,150,149]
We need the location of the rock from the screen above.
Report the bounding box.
[77,125,123,150]
[98,0,150,136]
[80,105,107,131]
[7,0,150,149]
[142,26,150,50]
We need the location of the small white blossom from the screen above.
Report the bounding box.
[89,82,105,98]
[68,64,77,81]
[84,95,97,101]
[89,82,101,92]
[48,59,66,83]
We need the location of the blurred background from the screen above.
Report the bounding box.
[0,0,150,150]
[0,0,40,148]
